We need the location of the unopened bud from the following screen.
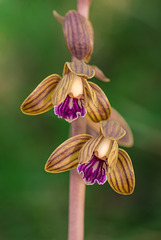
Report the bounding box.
[63,10,94,63]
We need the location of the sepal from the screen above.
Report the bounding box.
[45,134,92,173]
[21,74,61,115]
[85,82,111,122]
[107,149,135,195]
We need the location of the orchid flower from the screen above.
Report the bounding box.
[21,60,111,123]
[45,120,135,195]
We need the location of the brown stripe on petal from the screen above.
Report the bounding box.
[108,140,118,169]
[101,120,126,141]
[86,103,99,122]
[118,150,134,186]
[45,134,92,173]
[85,81,111,122]
[21,74,61,115]
[53,158,78,173]
[109,169,122,193]
[23,84,54,110]
[48,135,90,163]
[63,10,94,62]
[82,79,98,107]
[79,136,103,164]
[47,147,81,170]
[107,149,135,195]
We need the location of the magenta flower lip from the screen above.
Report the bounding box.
[54,95,87,122]
[77,155,108,185]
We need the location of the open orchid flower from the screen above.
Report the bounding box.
[45,120,135,195]
[21,60,111,123]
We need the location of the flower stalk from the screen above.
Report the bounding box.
[68,1,92,240]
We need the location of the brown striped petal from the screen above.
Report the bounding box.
[108,140,118,169]
[45,134,92,173]
[109,108,134,147]
[63,60,95,79]
[91,65,110,82]
[107,149,135,195]
[79,136,103,164]
[85,82,111,122]
[83,79,98,108]
[63,10,94,62]
[51,73,73,106]
[101,120,126,141]
[53,10,64,24]
[21,74,61,115]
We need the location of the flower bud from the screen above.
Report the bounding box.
[63,10,94,63]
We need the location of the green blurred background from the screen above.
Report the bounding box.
[0,0,161,239]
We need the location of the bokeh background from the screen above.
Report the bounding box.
[0,0,161,239]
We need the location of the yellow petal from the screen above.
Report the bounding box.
[107,149,135,195]
[79,136,103,164]
[85,81,111,122]
[53,10,64,24]
[21,74,61,115]
[45,134,92,173]
[109,108,134,147]
[63,60,95,79]
[91,65,110,82]
[63,10,94,62]
[51,73,73,106]
[108,140,118,169]
[101,120,126,140]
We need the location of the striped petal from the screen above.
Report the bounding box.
[79,136,103,164]
[91,65,110,82]
[109,108,134,147]
[21,74,61,115]
[63,10,94,62]
[107,149,135,195]
[101,120,126,141]
[85,82,111,122]
[108,140,118,169]
[63,60,95,79]
[45,134,92,173]
[51,73,73,106]
[83,79,98,108]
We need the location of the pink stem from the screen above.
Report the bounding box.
[68,118,87,240]
[68,2,92,239]
[77,0,92,18]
